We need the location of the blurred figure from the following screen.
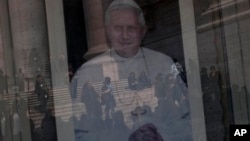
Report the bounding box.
[165,73,185,108]
[16,68,25,93]
[200,67,210,94]
[101,77,116,120]
[209,66,221,101]
[138,71,151,89]
[29,48,42,76]
[81,81,102,118]
[11,105,22,141]
[34,75,49,113]
[154,73,165,100]
[40,109,57,141]
[0,94,9,117]
[104,111,129,141]
[128,72,139,90]
[20,108,35,141]
[0,95,11,141]
[0,69,7,95]
[13,94,28,122]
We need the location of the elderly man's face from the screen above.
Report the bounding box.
[106,8,146,58]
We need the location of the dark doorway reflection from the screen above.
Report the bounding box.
[63,0,88,74]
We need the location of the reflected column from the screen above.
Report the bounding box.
[82,0,108,60]
[8,0,50,85]
[0,0,15,93]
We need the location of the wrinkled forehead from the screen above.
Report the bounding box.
[110,8,139,21]
[105,0,146,29]
[108,4,140,14]
[108,6,139,20]
[106,0,142,15]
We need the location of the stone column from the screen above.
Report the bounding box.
[8,0,50,81]
[82,0,108,60]
[179,0,207,141]
[45,0,75,141]
[0,0,15,81]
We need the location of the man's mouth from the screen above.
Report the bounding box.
[120,42,132,45]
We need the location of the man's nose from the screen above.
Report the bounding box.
[122,28,129,40]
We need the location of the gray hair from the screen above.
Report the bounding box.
[105,0,146,28]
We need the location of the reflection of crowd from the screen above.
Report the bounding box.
[128,71,151,90]
[0,71,57,141]
[200,66,224,141]
[0,94,40,141]
[0,68,26,95]
[0,93,57,141]
[75,73,191,141]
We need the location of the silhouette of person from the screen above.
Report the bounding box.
[128,72,139,90]
[104,111,130,141]
[34,75,49,113]
[101,77,116,119]
[40,109,57,141]
[209,66,221,101]
[13,94,28,119]
[16,68,25,93]
[0,69,7,94]
[11,104,22,141]
[0,95,11,141]
[138,71,151,89]
[154,73,165,100]
[81,81,102,117]
[200,67,210,94]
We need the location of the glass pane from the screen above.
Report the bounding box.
[1,0,250,141]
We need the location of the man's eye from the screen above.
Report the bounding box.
[114,26,122,31]
[128,26,137,33]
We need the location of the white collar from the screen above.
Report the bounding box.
[109,48,143,62]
